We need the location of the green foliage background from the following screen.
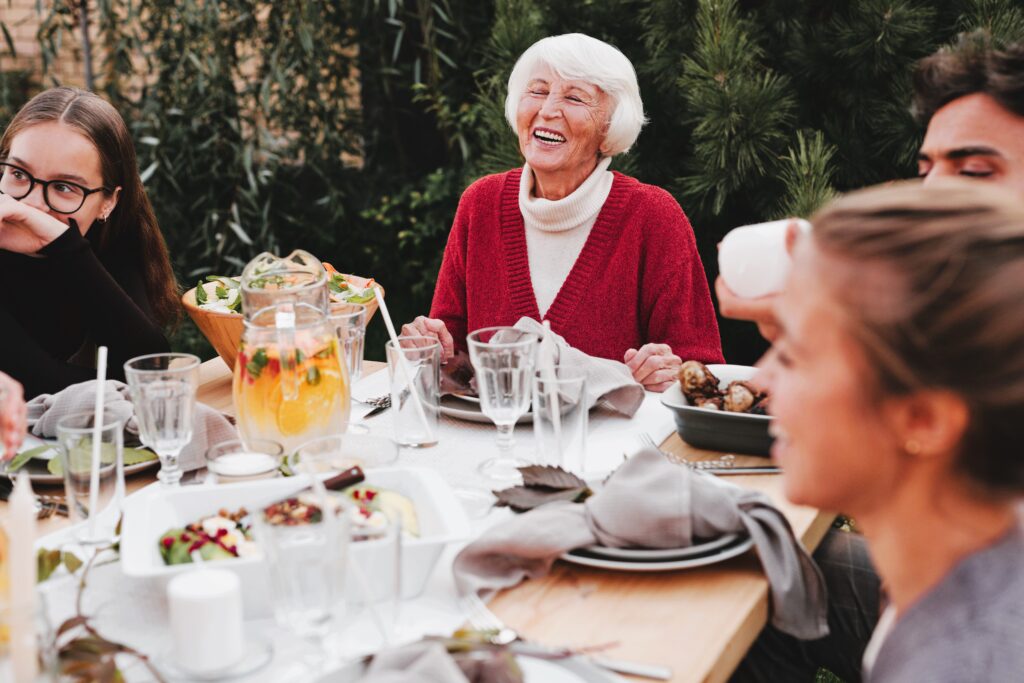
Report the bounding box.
[2,0,1022,363]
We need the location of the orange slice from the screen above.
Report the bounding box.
[275,366,343,436]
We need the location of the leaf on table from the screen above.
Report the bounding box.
[37,548,63,582]
[493,485,591,513]
[57,615,89,638]
[63,551,84,575]
[518,465,587,490]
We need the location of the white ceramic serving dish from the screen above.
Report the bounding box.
[120,467,469,617]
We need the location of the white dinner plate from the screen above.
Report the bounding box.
[313,653,619,682]
[439,395,534,424]
[561,535,754,572]
[581,532,743,562]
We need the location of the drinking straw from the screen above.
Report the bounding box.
[539,321,562,451]
[373,288,434,442]
[88,346,108,540]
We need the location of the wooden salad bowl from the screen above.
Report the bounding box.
[181,274,383,370]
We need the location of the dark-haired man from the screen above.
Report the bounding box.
[717,34,1024,341]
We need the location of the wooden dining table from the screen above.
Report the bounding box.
[17,357,835,683]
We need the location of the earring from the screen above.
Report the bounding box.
[905,439,922,454]
[97,215,108,224]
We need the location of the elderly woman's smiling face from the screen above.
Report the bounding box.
[516,64,610,197]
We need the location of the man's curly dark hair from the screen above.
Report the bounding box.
[912,31,1024,125]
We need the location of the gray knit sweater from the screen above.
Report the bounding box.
[866,522,1024,682]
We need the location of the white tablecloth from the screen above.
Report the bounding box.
[33,374,676,681]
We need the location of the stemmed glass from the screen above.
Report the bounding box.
[124,353,200,487]
[466,327,539,480]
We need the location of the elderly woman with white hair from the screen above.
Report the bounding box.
[402,33,723,390]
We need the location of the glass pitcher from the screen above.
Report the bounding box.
[240,249,329,319]
[233,303,350,453]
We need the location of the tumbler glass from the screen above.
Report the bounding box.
[56,411,125,545]
[385,337,440,448]
[533,368,588,473]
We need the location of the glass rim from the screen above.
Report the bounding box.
[205,438,284,459]
[385,335,441,351]
[466,326,540,349]
[123,352,201,373]
[55,410,126,434]
[289,432,399,469]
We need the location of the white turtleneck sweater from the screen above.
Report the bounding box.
[519,157,614,316]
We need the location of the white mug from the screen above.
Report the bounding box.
[718,218,812,299]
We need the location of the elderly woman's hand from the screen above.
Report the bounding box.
[400,316,455,363]
[624,344,681,392]
[0,371,26,462]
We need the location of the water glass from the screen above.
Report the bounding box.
[124,353,200,487]
[205,438,283,483]
[533,368,588,472]
[467,327,538,480]
[385,337,440,448]
[56,411,125,545]
[290,433,399,473]
[349,514,403,645]
[253,489,350,643]
[329,302,367,384]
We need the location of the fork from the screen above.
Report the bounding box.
[638,434,780,474]
[461,594,673,680]
[354,394,391,418]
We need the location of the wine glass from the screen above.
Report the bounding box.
[124,353,200,487]
[466,327,539,480]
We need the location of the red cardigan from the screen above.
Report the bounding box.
[430,168,724,364]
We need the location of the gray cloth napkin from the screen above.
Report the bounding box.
[25,379,237,472]
[513,317,644,417]
[453,448,829,639]
[358,641,468,683]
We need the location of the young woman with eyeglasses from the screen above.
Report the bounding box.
[0,87,178,398]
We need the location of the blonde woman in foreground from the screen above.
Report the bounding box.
[755,180,1024,682]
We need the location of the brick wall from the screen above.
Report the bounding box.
[1,0,91,88]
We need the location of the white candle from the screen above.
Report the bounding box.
[9,474,38,683]
[167,569,244,674]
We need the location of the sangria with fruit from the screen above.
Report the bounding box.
[233,304,350,452]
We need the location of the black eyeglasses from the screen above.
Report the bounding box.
[0,161,113,215]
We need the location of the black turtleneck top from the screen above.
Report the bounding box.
[0,223,170,398]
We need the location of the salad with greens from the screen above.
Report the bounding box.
[194,266,376,314]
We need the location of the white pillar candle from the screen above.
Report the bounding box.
[167,569,244,674]
[8,474,38,683]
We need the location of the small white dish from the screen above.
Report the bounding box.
[158,637,273,681]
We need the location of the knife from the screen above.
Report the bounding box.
[702,466,781,475]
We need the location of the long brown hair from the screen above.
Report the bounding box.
[809,180,1024,493]
[0,87,180,327]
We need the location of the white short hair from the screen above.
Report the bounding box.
[505,33,646,157]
